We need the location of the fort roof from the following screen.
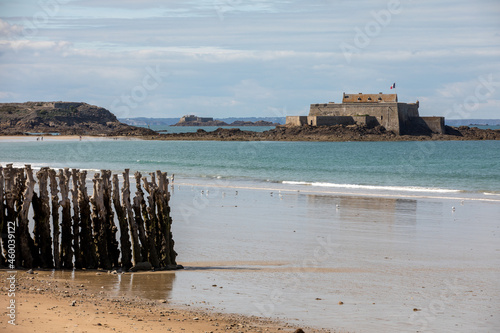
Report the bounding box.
[342,92,398,103]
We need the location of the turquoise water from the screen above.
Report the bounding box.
[1,139,499,194]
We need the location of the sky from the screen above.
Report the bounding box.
[0,0,499,119]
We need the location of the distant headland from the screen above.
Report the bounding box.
[0,102,155,136]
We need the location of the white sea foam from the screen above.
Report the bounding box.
[282,181,461,193]
[483,192,500,196]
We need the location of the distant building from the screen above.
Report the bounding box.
[178,115,214,124]
[286,93,445,135]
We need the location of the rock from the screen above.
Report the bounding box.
[338,301,344,305]
[129,262,153,272]
[294,329,305,333]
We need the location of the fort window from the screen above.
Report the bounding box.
[357,97,361,101]
[378,97,382,101]
[367,97,372,101]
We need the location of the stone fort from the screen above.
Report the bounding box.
[286,92,445,135]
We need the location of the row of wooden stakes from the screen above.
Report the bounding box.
[0,164,179,271]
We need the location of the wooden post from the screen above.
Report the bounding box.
[18,165,35,268]
[90,174,111,269]
[122,169,142,265]
[12,167,25,268]
[48,168,60,269]
[156,171,177,267]
[101,170,119,268]
[59,168,73,269]
[78,170,97,269]
[71,169,82,269]
[132,171,149,262]
[142,175,160,268]
[112,174,132,269]
[0,166,5,265]
[33,167,53,268]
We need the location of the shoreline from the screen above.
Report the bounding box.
[0,270,324,333]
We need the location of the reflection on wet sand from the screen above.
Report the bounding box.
[47,270,176,300]
[306,194,418,226]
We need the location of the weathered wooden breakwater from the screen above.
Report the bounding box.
[0,164,179,271]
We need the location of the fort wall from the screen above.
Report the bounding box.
[286,93,444,135]
[309,102,402,133]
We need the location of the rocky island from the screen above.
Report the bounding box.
[0,102,156,136]
[172,115,279,127]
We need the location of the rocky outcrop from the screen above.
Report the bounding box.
[0,102,156,136]
[151,124,500,141]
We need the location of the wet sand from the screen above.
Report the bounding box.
[2,181,499,332]
[0,270,315,333]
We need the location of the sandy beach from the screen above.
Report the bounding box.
[0,135,139,142]
[0,270,319,333]
[2,182,498,332]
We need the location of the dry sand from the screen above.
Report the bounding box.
[0,136,138,142]
[0,270,326,333]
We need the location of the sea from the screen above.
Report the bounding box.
[1,138,499,197]
[1,136,500,332]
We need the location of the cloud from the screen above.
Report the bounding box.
[0,19,23,37]
[0,0,499,118]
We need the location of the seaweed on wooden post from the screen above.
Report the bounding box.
[11,167,25,268]
[90,174,111,269]
[78,170,97,269]
[18,165,35,268]
[59,168,73,269]
[122,169,142,265]
[112,174,132,270]
[142,175,160,268]
[2,165,16,264]
[132,171,149,262]
[71,169,82,269]
[101,170,119,268]
[48,168,60,269]
[33,167,53,268]
[156,171,177,267]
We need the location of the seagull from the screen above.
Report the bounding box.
[452,206,456,212]
[270,192,273,196]
[336,204,340,210]
[460,200,464,205]
[235,191,238,195]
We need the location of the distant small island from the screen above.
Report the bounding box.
[171,115,280,127]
